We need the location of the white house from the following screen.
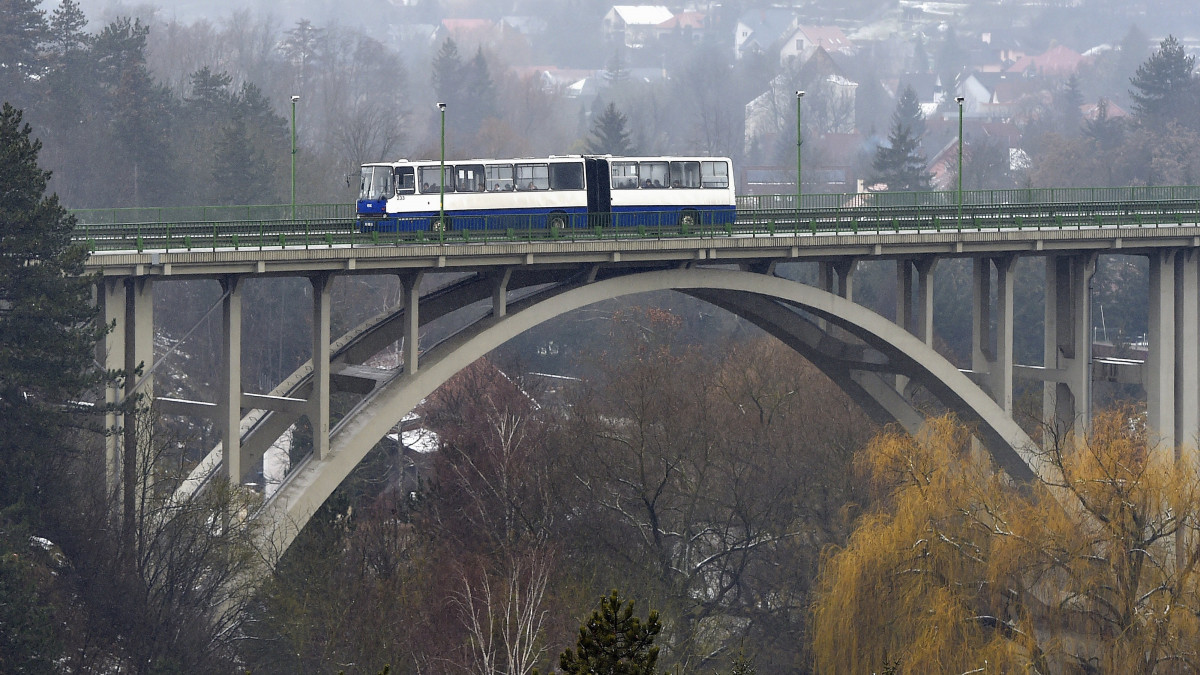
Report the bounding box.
[734,8,797,59]
[778,25,854,65]
[603,5,675,48]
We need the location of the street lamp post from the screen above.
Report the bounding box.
[290,95,299,220]
[796,90,805,213]
[438,102,447,234]
[956,95,965,228]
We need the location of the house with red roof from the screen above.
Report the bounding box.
[779,25,855,65]
[1005,45,1089,78]
[656,11,707,44]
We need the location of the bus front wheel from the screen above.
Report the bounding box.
[432,216,451,232]
[679,209,699,229]
[548,211,567,231]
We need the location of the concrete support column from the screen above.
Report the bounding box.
[492,268,513,318]
[401,272,424,375]
[896,259,914,333]
[915,258,937,347]
[221,276,244,483]
[970,256,1016,412]
[99,278,126,498]
[310,274,332,461]
[123,277,153,525]
[993,256,1016,414]
[972,258,993,373]
[819,259,856,301]
[1043,254,1095,443]
[1147,250,1178,450]
[895,257,937,347]
[1176,249,1200,460]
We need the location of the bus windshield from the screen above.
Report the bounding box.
[360,166,393,200]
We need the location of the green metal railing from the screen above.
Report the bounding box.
[71,187,1200,253]
[735,185,1200,211]
[71,202,353,225]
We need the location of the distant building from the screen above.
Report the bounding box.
[957,72,1049,122]
[603,5,675,48]
[734,7,798,60]
[1005,45,1089,78]
[779,25,855,65]
[656,11,708,45]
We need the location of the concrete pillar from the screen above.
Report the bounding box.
[969,256,1016,413]
[221,276,243,483]
[492,268,513,318]
[123,277,153,523]
[1176,249,1200,460]
[896,259,914,334]
[972,258,993,373]
[99,278,126,498]
[401,272,423,375]
[1147,250,1177,450]
[818,260,855,300]
[310,274,333,461]
[915,257,937,347]
[1043,254,1095,443]
[993,256,1016,414]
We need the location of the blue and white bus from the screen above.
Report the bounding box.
[357,155,735,232]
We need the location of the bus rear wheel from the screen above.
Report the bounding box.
[679,209,699,229]
[548,211,567,231]
[432,216,451,232]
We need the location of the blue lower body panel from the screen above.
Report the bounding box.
[608,205,736,228]
[358,207,589,233]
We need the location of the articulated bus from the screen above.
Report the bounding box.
[357,155,735,232]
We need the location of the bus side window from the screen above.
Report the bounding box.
[419,166,451,193]
[611,161,638,189]
[549,162,585,190]
[455,164,484,192]
[639,161,668,188]
[516,163,549,191]
[396,167,416,195]
[701,161,729,188]
[669,161,700,188]
[486,163,514,192]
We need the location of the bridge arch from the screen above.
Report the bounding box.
[259,266,1041,559]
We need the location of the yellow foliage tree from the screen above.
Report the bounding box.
[811,409,1200,674]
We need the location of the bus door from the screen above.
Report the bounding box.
[584,157,611,224]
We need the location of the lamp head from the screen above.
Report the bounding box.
[437,102,447,111]
[955,96,965,104]
[796,90,805,98]
[291,95,300,102]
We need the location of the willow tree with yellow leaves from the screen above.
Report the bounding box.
[811,409,1200,674]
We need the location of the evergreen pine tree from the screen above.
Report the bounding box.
[464,47,497,129]
[870,85,931,191]
[911,35,929,74]
[1056,74,1084,134]
[0,103,105,512]
[0,0,49,109]
[556,590,662,675]
[91,18,176,205]
[1129,35,1199,130]
[212,111,269,205]
[587,102,632,155]
[47,0,88,58]
[604,49,630,86]
[432,38,474,134]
